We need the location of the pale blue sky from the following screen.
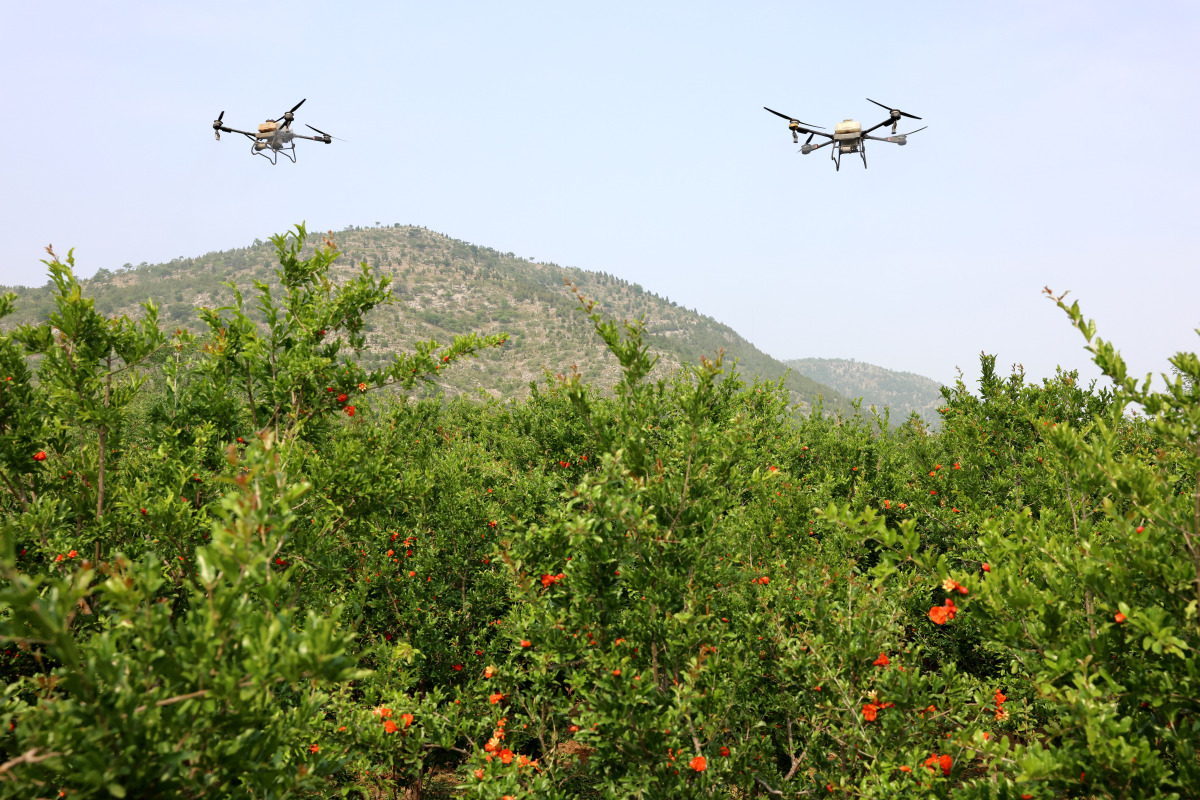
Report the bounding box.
[2,1,1197,387]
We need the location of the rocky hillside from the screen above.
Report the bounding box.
[785,357,946,426]
[3,224,855,415]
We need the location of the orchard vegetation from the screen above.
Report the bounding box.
[1,227,1197,799]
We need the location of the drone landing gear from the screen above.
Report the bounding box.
[832,146,840,172]
[860,141,867,169]
[250,142,298,165]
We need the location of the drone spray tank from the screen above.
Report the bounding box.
[834,119,862,153]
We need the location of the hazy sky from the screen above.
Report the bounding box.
[3,1,1197,388]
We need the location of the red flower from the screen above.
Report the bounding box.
[409,570,416,577]
[275,558,287,566]
[309,743,319,753]
[559,460,569,468]
[344,405,356,417]
[237,437,245,443]
[719,746,730,757]
[612,669,621,677]
[139,508,147,516]
[873,652,890,667]
[474,768,484,780]
[337,393,348,403]
[953,462,960,469]
[54,554,63,562]
[452,664,463,671]
[938,754,952,775]
[1115,612,1127,623]
[400,713,413,729]
[928,605,949,625]
[475,649,483,655]
[995,689,1007,706]
[981,562,991,572]
[489,692,505,705]
[862,703,879,721]
[383,720,399,733]
[541,574,555,588]
[488,521,497,528]
[33,451,47,462]
[326,387,333,392]
[899,765,912,773]
[690,756,706,772]
[1136,526,1145,533]
[768,465,778,472]
[499,748,513,764]
[67,550,77,559]
[520,639,532,648]
[757,576,770,585]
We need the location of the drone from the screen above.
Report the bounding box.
[211,99,339,164]
[764,99,926,171]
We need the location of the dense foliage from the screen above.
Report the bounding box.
[1,230,1197,799]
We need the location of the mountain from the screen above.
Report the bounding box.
[784,357,946,426]
[2,224,856,415]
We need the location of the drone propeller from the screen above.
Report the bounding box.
[866,98,921,120]
[866,98,921,133]
[305,124,344,143]
[763,107,824,128]
[213,110,225,141]
[276,98,306,127]
[896,126,927,136]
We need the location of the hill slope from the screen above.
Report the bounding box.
[784,357,946,426]
[3,225,855,414]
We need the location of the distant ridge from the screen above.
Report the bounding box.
[2,225,856,415]
[784,357,945,426]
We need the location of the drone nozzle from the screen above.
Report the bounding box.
[890,135,908,146]
[800,144,815,155]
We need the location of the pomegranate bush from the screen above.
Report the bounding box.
[0,231,1196,799]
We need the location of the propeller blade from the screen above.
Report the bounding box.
[899,126,927,136]
[275,99,306,126]
[866,98,922,120]
[218,110,225,122]
[306,124,347,142]
[763,107,824,128]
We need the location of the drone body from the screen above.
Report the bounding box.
[764,99,926,171]
[212,99,338,164]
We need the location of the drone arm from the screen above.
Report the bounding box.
[861,118,897,136]
[864,126,926,144]
[219,126,258,140]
